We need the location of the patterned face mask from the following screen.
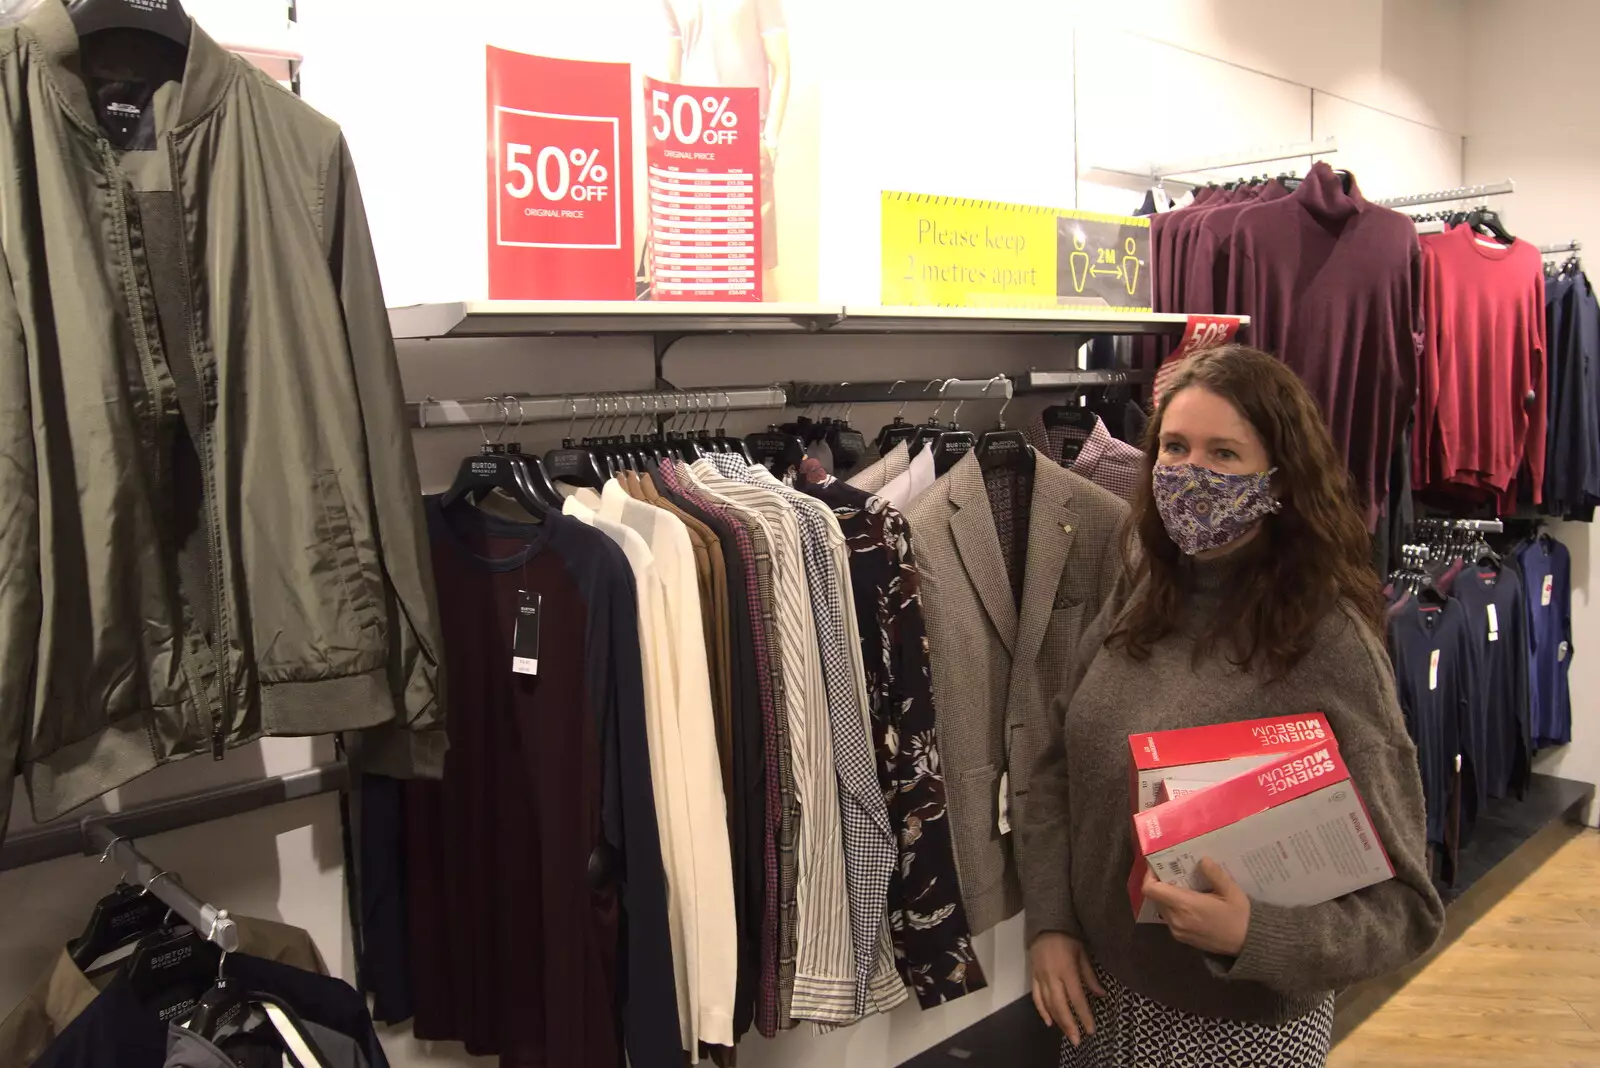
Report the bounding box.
[1152,463,1281,556]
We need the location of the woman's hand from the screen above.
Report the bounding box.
[1141,858,1251,956]
[1029,932,1106,1046]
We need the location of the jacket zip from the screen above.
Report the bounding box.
[102,145,166,766]
[163,135,235,760]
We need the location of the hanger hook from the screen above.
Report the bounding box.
[933,378,959,422]
[718,391,732,432]
[98,833,129,866]
[885,379,908,420]
[567,397,580,441]
[836,382,853,424]
[922,378,945,421]
[504,395,526,436]
[477,397,496,447]
[484,396,509,445]
[983,375,1012,428]
[141,869,178,898]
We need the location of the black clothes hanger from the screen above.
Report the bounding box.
[931,427,975,476]
[186,954,331,1068]
[545,398,608,489]
[974,378,1035,475]
[497,397,563,509]
[1466,207,1514,244]
[69,878,170,971]
[123,912,224,1017]
[440,400,550,520]
[745,424,804,474]
[69,0,192,47]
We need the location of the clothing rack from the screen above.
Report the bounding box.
[1375,181,1516,209]
[1091,137,1338,184]
[1540,240,1582,256]
[89,826,241,953]
[409,386,789,431]
[0,763,350,873]
[786,377,1013,408]
[1022,368,1155,389]
[1415,517,1505,535]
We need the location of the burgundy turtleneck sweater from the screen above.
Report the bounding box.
[1224,162,1424,526]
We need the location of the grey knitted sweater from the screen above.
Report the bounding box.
[1018,540,1445,1024]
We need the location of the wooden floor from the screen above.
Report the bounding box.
[1330,828,1600,1068]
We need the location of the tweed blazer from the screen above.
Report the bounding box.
[847,441,910,495]
[906,451,1128,935]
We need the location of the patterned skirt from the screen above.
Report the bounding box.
[1059,964,1334,1068]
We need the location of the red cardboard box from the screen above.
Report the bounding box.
[1128,714,1333,812]
[1130,779,1209,922]
[1130,741,1393,920]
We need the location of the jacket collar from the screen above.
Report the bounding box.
[23,0,238,135]
[947,451,1081,664]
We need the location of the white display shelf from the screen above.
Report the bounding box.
[389,300,1247,340]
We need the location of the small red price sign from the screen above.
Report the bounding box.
[486,48,635,300]
[644,77,762,302]
[1153,315,1241,402]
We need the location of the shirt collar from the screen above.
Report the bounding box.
[21,1,240,137]
[1024,413,1116,476]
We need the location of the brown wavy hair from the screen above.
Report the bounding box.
[1108,344,1384,678]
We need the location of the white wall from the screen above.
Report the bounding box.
[1462,0,1600,823]
[0,3,1475,1066]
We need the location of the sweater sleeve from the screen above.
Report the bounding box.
[1019,537,1132,945]
[1212,609,1445,994]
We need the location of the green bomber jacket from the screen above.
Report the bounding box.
[0,1,444,838]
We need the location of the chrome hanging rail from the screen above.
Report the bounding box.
[408,386,788,430]
[0,764,350,874]
[1378,181,1515,209]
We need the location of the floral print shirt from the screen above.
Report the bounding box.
[800,478,986,1008]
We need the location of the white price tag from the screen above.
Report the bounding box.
[1543,574,1554,606]
[997,772,1012,836]
[1487,603,1499,642]
[1429,649,1440,691]
[513,656,540,676]
[1559,641,1570,663]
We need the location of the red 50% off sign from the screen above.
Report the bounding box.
[643,79,761,302]
[486,48,635,300]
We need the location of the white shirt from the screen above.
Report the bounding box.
[876,445,936,510]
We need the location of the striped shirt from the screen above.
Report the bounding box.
[706,456,907,1021]
[656,462,796,1035]
[684,460,857,1025]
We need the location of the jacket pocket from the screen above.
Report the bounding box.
[312,470,382,636]
[1042,602,1086,667]
[949,762,1005,897]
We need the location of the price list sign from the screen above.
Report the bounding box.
[486,47,634,300]
[644,78,761,302]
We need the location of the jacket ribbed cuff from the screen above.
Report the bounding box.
[358,723,448,780]
[1209,898,1294,985]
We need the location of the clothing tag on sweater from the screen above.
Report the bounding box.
[1487,604,1499,642]
[997,773,1012,836]
[1543,575,1554,606]
[1429,649,1440,691]
[1559,641,1570,662]
[513,590,541,675]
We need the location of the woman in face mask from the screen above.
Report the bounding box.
[1018,345,1444,1068]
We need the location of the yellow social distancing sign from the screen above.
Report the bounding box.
[881,191,1151,311]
